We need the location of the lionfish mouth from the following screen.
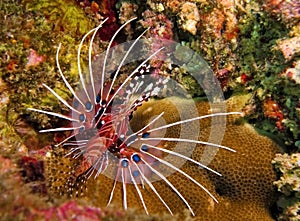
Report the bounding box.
[28,17,242,216]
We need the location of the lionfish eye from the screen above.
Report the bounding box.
[132,154,141,163]
[121,159,129,168]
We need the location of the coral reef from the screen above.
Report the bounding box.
[178,2,200,35]
[140,9,173,40]
[280,60,300,84]
[46,95,280,221]
[264,0,300,26]
[277,37,300,61]
[273,153,300,221]
[0,156,48,221]
[0,155,163,221]
[1,0,299,220]
[23,0,94,35]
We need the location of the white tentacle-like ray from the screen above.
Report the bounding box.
[63,143,87,146]
[94,153,109,178]
[140,157,195,216]
[54,133,78,147]
[141,145,219,203]
[88,156,103,179]
[95,47,165,126]
[65,145,87,157]
[85,165,97,179]
[128,165,149,214]
[39,126,84,133]
[42,83,81,114]
[63,139,89,145]
[77,26,98,103]
[132,161,173,215]
[100,17,137,102]
[107,169,120,207]
[141,137,236,152]
[56,43,85,108]
[143,144,221,176]
[121,167,128,211]
[106,27,150,102]
[144,112,243,134]
[77,18,110,105]
[88,18,109,103]
[27,108,80,122]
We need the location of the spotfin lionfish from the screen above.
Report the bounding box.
[28,17,242,216]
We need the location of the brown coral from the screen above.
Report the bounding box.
[46,95,280,221]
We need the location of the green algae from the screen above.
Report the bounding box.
[0,107,23,157]
[237,11,288,78]
[236,9,300,150]
[24,0,93,36]
[0,0,96,130]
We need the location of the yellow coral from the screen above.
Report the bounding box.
[179,2,200,35]
[46,95,280,220]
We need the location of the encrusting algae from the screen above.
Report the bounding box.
[46,95,281,221]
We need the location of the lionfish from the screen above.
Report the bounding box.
[28,17,242,216]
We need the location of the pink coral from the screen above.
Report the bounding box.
[77,0,119,42]
[140,10,174,68]
[26,49,46,69]
[140,10,173,40]
[264,0,300,25]
[280,60,300,84]
[96,0,119,42]
[27,201,105,221]
[277,37,300,60]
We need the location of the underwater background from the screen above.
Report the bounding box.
[0,0,299,220]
